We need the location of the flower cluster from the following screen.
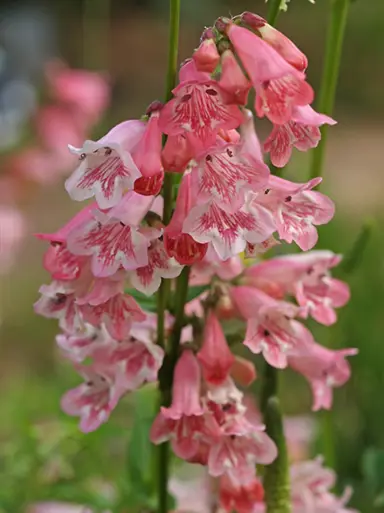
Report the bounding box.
[34,12,356,513]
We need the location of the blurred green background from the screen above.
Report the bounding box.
[0,0,384,511]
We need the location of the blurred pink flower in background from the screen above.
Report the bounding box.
[0,205,26,274]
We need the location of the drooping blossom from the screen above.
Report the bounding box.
[184,193,276,260]
[231,285,313,368]
[288,343,358,411]
[197,310,235,385]
[264,105,337,167]
[150,350,220,459]
[159,59,244,152]
[164,171,208,265]
[291,457,357,513]
[61,362,126,433]
[129,238,183,295]
[34,281,80,333]
[243,250,350,325]
[258,176,335,251]
[65,120,145,209]
[67,192,159,277]
[218,50,251,106]
[226,23,313,124]
[240,12,308,71]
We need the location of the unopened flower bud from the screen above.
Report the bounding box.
[214,16,231,34]
[145,100,163,116]
[200,26,215,43]
[241,11,267,30]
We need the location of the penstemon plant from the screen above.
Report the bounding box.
[34,1,358,512]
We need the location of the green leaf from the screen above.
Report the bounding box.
[186,285,210,302]
[125,289,157,313]
[125,387,157,503]
[362,448,384,495]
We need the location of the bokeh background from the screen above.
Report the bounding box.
[0,0,384,511]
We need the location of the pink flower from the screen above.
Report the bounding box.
[0,205,26,274]
[241,12,308,72]
[183,194,275,261]
[207,413,277,482]
[134,171,164,196]
[100,337,164,390]
[230,356,257,387]
[164,172,208,265]
[61,362,124,432]
[231,285,312,368]
[132,110,163,178]
[65,120,145,209]
[193,39,220,73]
[288,343,358,411]
[219,473,264,513]
[191,140,269,212]
[260,176,335,251]
[161,133,194,173]
[198,311,235,385]
[190,246,243,286]
[34,281,80,333]
[264,105,337,167]
[129,238,183,295]
[227,24,313,124]
[159,60,244,151]
[218,50,251,105]
[42,243,87,281]
[79,291,146,341]
[46,61,110,125]
[243,251,350,325]
[291,457,357,513]
[67,193,158,277]
[150,350,220,459]
[56,324,111,363]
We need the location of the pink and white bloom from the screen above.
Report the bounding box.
[207,413,277,482]
[150,350,220,459]
[99,337,164,390]
[288,343,358,411]
[231,286,312,368]
[197,311,235,385]
[243,251,350,325]
[291,457,357,513]
[79,291,146,341]
[190,246,243,286]
[227,24,313,124]
[159,60,244,151]
[129,239,183,295]
[34,281,80,333]
[241,12,308,72]
[65,120,145,209]
[184,193,276,260]
[56,324,112,363]
[191,139,269,212]
[67,192,158,277]
[259,176,335,251]
[264,105,337,168]
[61,362,125,432]
[164,172,208,265]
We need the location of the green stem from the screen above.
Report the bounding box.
[156,2,181,513]
[261,364,291,513]
[267,0,283,26]
[340,218,374,275]
[309,0,351,179]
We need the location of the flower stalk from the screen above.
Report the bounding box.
[310,0,351,179]
[156,1,182,512]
